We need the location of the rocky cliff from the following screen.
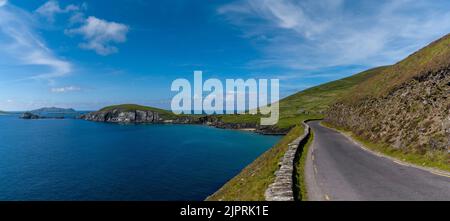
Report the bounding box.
[325,34,450,155]
[327,68,450,153]
[81,105,287,134]
[82,109,164,123]
[21,112,41,119]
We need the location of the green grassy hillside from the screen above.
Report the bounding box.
[326,33,450,170]
[98,104,177,119]
[346,34,450,102]
[218,66,388,130]
[275,66,388,128]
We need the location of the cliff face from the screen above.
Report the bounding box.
[326,68,450,153]
[81,109,164,123]
[325,34,450,154]
[81,108,287,134]
[21,112,40,119]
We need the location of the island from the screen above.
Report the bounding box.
[80,104,285,135]
[20,112,41,119]
[20,107,79,119]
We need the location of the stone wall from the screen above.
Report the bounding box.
[264,122,310,201]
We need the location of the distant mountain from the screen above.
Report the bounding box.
[23,107,80,119]
[31,107,77,114]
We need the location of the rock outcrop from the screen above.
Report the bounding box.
[21,112,40,119]
[81,108,289,135]
[81,109,165,123]
[326,67,450,153]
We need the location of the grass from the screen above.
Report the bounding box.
[98,104,177,119]
[344,34,450,103]
[278,66,388,120]
[212,114,262,124]
[322,122,450,172]
[294,131,313,201]
[206,125,304,201]
[208,66,386,131]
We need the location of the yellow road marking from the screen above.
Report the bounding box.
[314,166,318,174]
[324,194,331,201]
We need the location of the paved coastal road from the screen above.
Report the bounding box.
[305,121,450,201]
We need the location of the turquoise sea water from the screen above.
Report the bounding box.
[0,115,280,200]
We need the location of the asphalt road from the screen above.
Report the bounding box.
[305,121,450,201]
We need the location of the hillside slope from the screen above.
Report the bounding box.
[326,34,450,163]
[218,66,388,132]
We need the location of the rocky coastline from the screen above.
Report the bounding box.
[20,112,66,119]
[80,109,288,135]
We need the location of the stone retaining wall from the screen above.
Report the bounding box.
[264,122,310,201]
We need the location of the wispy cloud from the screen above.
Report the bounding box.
[51,86,81,93]
[0,3,72,80]
[35,0,80,22]
[0,0,7,7]
[65,16,129,55]
[219,0,450,74]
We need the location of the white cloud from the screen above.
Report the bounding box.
[0,4,72,79]
[65,16,129,55]
[35,0,79,22]
[69,11,85,25]
[219,0,450,73]
[0,0,7,7]
[51,86,81,93]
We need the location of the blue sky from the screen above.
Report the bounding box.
[1,0,450,111]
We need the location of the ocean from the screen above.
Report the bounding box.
[0,115,280,200]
